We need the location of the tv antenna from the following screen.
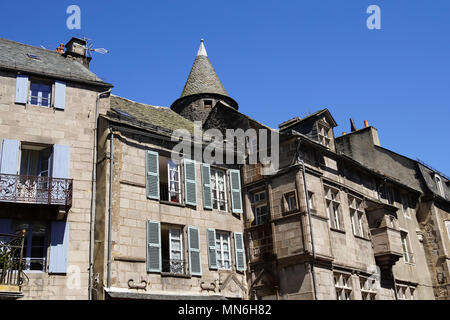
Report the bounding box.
[81,37,109,57]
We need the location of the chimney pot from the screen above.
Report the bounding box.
[56,43,65,54]
[342,132,346,136]
[364,120,369,128]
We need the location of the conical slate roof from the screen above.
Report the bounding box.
[180,40,228,98]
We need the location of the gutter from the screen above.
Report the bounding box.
[89,89,111,300]
[296,138,318,300]
[107,128,114,289]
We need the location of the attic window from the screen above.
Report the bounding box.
[317,123,331,148]
[27,53,40,60]
[435,175,444,197]
[204,100,213,109]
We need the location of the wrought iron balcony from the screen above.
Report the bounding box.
[162,259,186,275]
[0,173,72,208]
[0,230,28,298]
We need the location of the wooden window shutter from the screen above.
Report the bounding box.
[15,75,28,104]
[207,228,217,269]
[234,232,246,272]
[188,226,202,276]
[229,169,243,214]
[52,145,70,179]
[145,151,159,200]
[54,81,66,110]
[201,164,213,209]
[146,220,161,273]
[0,139,19,174]
[49,221,70,274]
[184,159,197,206]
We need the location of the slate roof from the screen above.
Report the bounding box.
[180,40,229,98]
[109,95,196,136]
[0,38,111,87]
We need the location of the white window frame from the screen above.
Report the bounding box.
[317,123,331,148]
[349,195,365,238]
[210,168,228,211]
[334,272,352,300]
[435,175,444,197]
[29,80,52,108]
[325,186,342,230]
[168,227,183,274]
[401,232,414,264]
[168,160,181,203]
[215,231,231,270]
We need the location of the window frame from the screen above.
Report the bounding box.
[360,276,377,300]
[210,168,228,212]
[324,186,342,231]
[283,191,298,213]
[400,232,414,264]
[348,195,366,238]
[334,272,353,300]
[215,231,232,270]
[435,175,444,197]
[167,159,182,204]
[28,78,53,108]
[251,190,269,225]
[317,122,331,149]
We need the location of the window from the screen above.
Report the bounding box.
[283,192,297,212]
[435,175,444,197]
[204,100,213,109]
[349,196,366,238]
[159,156,181,203]
[211,168,228,211]
[161,225,185,274]
[251,190,269,225]
[445,221,450,241]
[20,144,52,177]
[396,285,415,300]
[215,231,231,270]
[307,191,315,210]
[29,81,52,107]
[317,123,331,148]
[334,272,352,300]
[14,221,48,272]
[385,185,395,205]
[401,232,414,263]
[325,186,342,230]
[360,277,377,300]
[401,193,411,218]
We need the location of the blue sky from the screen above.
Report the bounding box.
[1,0,449,175]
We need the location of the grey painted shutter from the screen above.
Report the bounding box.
[0,139,20,174]
[201,164,213,209]
[52,145,70,179]
[146,151,159,200]
[188,226,202,276]
[54,81,66,110]
[229,169,243,214]
[49,221,70,274]
[184,159,197,206]
[15,75,28,104]
[207,228,217,269]
[234,232,246,272]
[0,219,12,243]
[146,220,161,273]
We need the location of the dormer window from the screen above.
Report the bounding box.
[317,123,331,148]
[435,175,444,197]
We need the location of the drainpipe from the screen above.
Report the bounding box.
[89,89,111,300]
[296,138,318,300]
[107,128,114,289]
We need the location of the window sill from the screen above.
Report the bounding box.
[160,272,191,279]
[354,235,371,242]
[159,200,185,208]
[330,228,345,234]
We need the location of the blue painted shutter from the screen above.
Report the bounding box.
[184,159,197,206]
[201,164,213,209]
[54,81,66,110]
[188,226,202,276]
[15,75,28,104]
[49,221,70,274]
[0,139,20,174]
[146,220,161,273]
[145,151,159,200]
[0,219,12,243]
[207,228,217,269]
[52,145,70,179]
[234,232,246,272]
[229,169,243,214]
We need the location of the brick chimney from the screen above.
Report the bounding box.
[63,37,92,69]
[56,43,65,54]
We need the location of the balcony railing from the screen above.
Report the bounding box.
[0,230,27,293]
[162,259,186,275]
[0,174,73,207]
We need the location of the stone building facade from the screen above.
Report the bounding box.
[0,37,112,299]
